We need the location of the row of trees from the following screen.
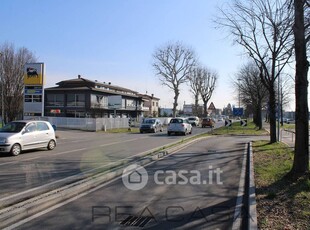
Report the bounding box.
[0,43,37,123]
[217,0,309,176]
[152,42,218,117]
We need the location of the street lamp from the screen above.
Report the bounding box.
[0,52,3,127]
[237,78,241,109]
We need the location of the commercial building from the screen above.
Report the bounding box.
[44,76,152,118]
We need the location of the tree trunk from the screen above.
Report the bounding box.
[291,0,309,175]
[269,86,277,143]
[203,100,208,116]
[173,91,179,118]
[257,106,262,130]
[194,95,199,116]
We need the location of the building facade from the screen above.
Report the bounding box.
[139,94,160,117]
[44,76,148,118]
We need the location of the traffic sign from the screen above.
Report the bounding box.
[225,119,232,127]
[233,108,243,116]
[240,119,247,126]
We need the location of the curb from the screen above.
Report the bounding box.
[248,142,258,229]
[0,135,209,229]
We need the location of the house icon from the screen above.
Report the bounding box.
[128,170,143,184]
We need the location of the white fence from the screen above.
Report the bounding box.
[24,116,130,131]
[23,116,174,131]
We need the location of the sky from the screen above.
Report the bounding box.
[1,0,295,111]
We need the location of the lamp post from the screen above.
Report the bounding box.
[237,78,241,109]
[0,52,3,127]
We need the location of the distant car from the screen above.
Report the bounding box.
[285,118,295,124]
[167,118,192,136]
[188,116,199,126]
[217,117,224,122]
[201,118,215,128]
[140,118,163,133]
[0,120,57,156]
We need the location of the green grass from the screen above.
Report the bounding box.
[253,140,310,229]
[282,123,295,130]
[212,121,268,135]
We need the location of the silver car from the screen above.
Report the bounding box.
[140,118,163,133]
[0,120,57,156]
[167,118,192,136]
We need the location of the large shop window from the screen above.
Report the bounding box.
[46,94,64,106]
[67,94,85,107]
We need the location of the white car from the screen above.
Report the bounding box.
[167,118,192,136]
[188,116,199,126]
[0,120,57,156]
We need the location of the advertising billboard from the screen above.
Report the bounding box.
[24,63,44,85]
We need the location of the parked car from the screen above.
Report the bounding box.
[0,120,57,156]
[167,118,192,136]
[201,118,215,128]
[140,118,163,133]
[188,116,200,126]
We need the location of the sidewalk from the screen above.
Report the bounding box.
[263,122,295,148]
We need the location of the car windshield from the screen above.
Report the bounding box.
[143,119,155,124]
[170,119,184,123]
[0,122,26,133]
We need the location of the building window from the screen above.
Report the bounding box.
[156,102,158,107]
[126,99,136,108]
[153,101,155,106]
[91,94,108,108]
[25,95,42,103]
[46,94,64,106]
[67,94,85,107]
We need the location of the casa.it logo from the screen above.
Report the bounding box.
[122,164,149,191]
[122,164,223,191]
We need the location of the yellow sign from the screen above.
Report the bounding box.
[24,63,44,85]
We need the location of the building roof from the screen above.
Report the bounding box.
[138,93,160,101]
[45,76,140,97]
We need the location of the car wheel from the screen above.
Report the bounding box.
[47,140,56,150]
[10,144,21,156]
[168,131,171,136]
[140,130,143,133]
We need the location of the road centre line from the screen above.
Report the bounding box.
[0,148,88,166]
[99,136,149,147]
[0,136,150,166]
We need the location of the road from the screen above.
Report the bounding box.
[9,135,260,230]
[0,125,217,199]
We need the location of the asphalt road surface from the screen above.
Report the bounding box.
[12,135,258,230]
[0,126,216,199]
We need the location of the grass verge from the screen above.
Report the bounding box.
[253,140,310,230]
[212,121,268,135]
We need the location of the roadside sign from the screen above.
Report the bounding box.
[225,119,232,127]
[233,108,243,116]
[241,119,247,126]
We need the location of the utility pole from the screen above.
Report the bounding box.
[0,52,4,127]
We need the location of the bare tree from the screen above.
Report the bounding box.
[217,0,294,143]
[290,0,309,175]
[199,68,217,116]
[0,43,37,122]
[234,62,268,129]
[153,42,196,117]
[188,67,203,116]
